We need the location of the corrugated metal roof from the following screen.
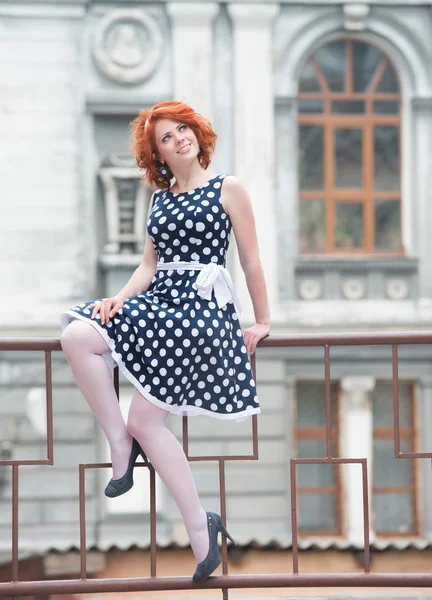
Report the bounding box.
[13,537,432,555]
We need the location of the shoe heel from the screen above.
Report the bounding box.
[219,522,237,545]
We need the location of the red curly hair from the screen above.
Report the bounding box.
[130,101,217,190]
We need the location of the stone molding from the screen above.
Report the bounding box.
[92,9,163,85]
[98,153,149,256]
[228,3,279,26]
[0,3,86,17]
[166,2,219,25]
[341,376,375,410]
[343,3,370,31]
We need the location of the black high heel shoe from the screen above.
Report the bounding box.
[192,511,236,582]
[104,438,149,498]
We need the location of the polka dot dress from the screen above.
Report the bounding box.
[61,175,260,421]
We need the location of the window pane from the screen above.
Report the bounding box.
[377,64,399,93]
[299,199,326,252]
[296,382,338,427]
[374,493,413,534]
[374,127,399,190]
[373,439,413,487]
[299,61,321,93]
[332,101,365,114]
[335,129,363,188]
[335,203,363,249]
[374,101,400,114]
[314,41,345,92]
[374,199,401,252]
[299,99,324,113]
[298,493,337,531]
[372,382,412,428]
[353,41,383,92]
[298,443,336,486]
[299,125,324,189]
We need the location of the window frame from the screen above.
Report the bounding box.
[294,380,343,537]
[298,39,402,256]
[371,379,420,537]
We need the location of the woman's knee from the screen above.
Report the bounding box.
[60,319,96,357]
[127,393,167,438]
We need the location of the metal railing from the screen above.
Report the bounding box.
[1,331,432,597]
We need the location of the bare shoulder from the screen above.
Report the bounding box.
[221,175,250,213]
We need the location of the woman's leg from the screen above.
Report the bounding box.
[127,391,209,563]
[60,320,133,479]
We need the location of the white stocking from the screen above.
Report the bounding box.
[127,390,209,563]
[60,320,133,479]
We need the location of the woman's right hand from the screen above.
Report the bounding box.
[88,296,126,325]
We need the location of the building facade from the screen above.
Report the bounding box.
[1,0,432,582]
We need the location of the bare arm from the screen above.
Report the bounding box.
[115,227,158,301]
[221,176,270,352]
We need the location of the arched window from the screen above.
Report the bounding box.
[298,40,401,255]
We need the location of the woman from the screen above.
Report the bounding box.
[60,100,270,581]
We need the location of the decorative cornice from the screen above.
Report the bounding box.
[295,257,419,272]
[0,2,86,18]
[343,3,370,31]
[166,2,219,24]
[228,3,279,25]
[86,93,169,115]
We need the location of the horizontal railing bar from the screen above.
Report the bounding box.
[0,339,62,351]
[2,330,432,352]
[293,457,365,464]
[2,573,432,595]
[258,331,432,347]
[0,460,52,466]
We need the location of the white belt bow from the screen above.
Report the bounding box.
[157,261,242,314]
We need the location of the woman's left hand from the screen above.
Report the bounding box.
[242,322,270,355]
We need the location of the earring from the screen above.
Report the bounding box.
[159,163,169,179]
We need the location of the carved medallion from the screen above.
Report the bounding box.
[298,278,322,301]
[385,278,409,300]
[342,277,366,300]
[92,10,163,85]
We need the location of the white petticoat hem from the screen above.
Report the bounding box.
[60,311,261,423]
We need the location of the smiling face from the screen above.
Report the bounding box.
[153,118,200,171]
